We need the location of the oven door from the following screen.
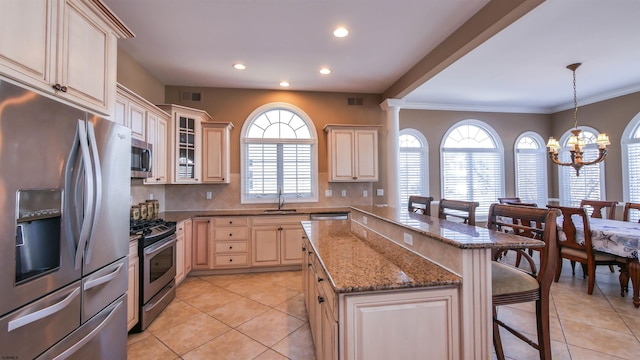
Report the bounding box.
[142,235,176,304]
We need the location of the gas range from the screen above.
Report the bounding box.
[130,219,177,247]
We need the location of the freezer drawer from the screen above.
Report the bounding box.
[82,257,128,322]
[37,295,127,360]
[0,281,81,360]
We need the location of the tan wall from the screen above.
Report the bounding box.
[549,91,640,201]
[400,109,552,200]
[116,47,165,104]
[160,86,386,210]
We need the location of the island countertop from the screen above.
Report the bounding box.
[351,205,545,250]
[301,219,461,294]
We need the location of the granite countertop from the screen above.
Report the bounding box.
[159,207,351,223]
[301,220,461,294]
[351,205,546,250]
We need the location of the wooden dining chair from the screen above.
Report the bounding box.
[438,199,479,226]
[488,203,560,360]
[579,199,618,219]
[623,202,640,223]
[548,205,623,295]
[498,197,521,205]
[407,196,433,216]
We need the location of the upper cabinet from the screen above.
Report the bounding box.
[158,104,225,184]
[324,125,380,182]
[116,84,170,184]
[0,0,134,115]
[202,122,233,183]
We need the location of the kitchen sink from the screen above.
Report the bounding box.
[263,209,297,214]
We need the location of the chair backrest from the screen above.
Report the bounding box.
[623,202,640,223]
[498,197,521,205]
[488,204,560,287]
[547,205,594,255]
[438,199,479,226]
[408,196,433,216]
[579,199,618,219]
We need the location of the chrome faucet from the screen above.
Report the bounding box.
[278,187,285,210]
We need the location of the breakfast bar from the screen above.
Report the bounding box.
[302,206,545,360]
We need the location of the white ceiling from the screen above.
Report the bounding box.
[104,0,640,114]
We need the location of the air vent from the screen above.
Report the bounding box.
[180,91,202,102]
[347,97,363,106]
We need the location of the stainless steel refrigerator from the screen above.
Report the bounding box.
[0,79,130,359]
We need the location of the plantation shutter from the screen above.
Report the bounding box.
[246,143,278,195]
[627,142,640,204]
[399,150,425,207]
[282,144,312,197]
[515,150,547,205]
[559,146,602,206]
[442,150,502,217]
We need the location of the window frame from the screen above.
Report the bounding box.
[622,112,640,203]
[557,126,606,206]
[439,119,505,219]
[399,128,429,208]
[240,102,319,204]
[514,131,548,206]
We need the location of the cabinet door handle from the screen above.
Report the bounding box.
[229,246,233,250]
[229,233,233,237]
[53,83,68,92]
[308,263,312,267]
[229,258,233,262]
[317,296,325,304]
[317,277,323,283]
[352,176,357,180]
[229,221,233,224]
[302,247,306,252]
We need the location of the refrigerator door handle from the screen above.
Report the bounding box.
[83,263,124,291]
[84,122,102,265]
[74,121,94,269]
[49,300,123,360]
[7,288,80,332]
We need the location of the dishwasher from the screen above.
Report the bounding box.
[309,212,349,220]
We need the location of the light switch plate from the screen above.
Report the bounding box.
[325,189,332,197]
[363,190,368,197]
[403,233,413,246]
[377,189,384,196]
[341,190,347,197]
[206,191,212,199]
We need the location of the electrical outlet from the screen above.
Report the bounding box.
[403,233,413,246]
[377,189,384,196]
[341,189,347,197]
[363,216,368,225]
[206,191,212,199]
[325,189,332,197]
[149,193,154,200]
[363,190,368,197]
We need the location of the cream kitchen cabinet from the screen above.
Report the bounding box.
[212,217,250,268]
[251,215,306,267]
[0,0,133,115]
[175,219,193,284]
[324,125,380,182]
[202,122,233,183]
[116,84,170,183]
[126,239,139,331]
[192,218,212,270]
[157,104,213,184]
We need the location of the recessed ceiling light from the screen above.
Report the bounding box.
[320,67,332,75]
[280,81,290,87]
[233,63,246,70]
[333,27,349,38]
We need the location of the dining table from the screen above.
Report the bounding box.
[557,217,640,307]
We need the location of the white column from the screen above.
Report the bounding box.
[380,99,402,209]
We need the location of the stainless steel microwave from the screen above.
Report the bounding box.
[131,138,152,178]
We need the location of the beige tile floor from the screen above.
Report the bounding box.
[128,261,640,360]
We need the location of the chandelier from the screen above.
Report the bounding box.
[546,63,609,176]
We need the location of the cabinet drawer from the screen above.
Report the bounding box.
[314,258,337,319]
[215,241,248,254]
[214,254,249,267]
[214,217,249,227]
[214,227,249,240]
[251,215,309,226]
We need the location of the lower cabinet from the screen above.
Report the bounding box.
[213,217,250,268]
[251,215,306,267]
[175,219,193,284]
[126,240,139,331]
[302,237,460,360]
[192,218,212,270]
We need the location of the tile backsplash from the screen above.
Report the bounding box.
[131,173,377,212]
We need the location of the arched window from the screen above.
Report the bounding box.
[622,112,640,219]
[558,126,605,206]
[440,120,504,218]
[240,103,318,204]
[399,129,428,208]
[514,132,548,206]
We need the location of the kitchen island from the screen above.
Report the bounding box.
[303,206,544,360]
